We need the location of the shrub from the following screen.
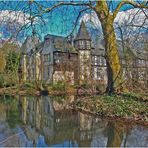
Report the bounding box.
[80,83,91,89]
[23,82,35,89]
[0,73,18,87]
[0,74,4,88]
[96,84,106,92]
[52,81,65,91]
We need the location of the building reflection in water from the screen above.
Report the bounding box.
[19,95,78,146]
[0,95,147,147]
[19,95,109,147]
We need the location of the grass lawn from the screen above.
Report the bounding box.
[73,93,148,122]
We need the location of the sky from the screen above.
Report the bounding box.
[0,0,147,43]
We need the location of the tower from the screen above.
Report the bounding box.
[74,21,91,84]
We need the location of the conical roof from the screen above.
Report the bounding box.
[75,21,91,40]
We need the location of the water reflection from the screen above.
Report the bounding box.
[0,95,147,147]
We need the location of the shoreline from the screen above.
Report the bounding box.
[71,95,148,127]
[0,87,147,126]
[0,87,77,96]
[71,105,148,127]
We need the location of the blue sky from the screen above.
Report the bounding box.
[0,1,147,42]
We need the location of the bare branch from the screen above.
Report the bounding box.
[32,1,95,19]
[113,1,148,19]
[66,8,90,38]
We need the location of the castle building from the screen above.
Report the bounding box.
[20,21,147,86]
[21,21,107,85]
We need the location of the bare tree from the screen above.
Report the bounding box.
[29,0,148,94]
[115,8,148,92]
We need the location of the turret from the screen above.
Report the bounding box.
[74,21,92,84]
[74,21,91,50]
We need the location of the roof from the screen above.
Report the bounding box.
[41,34,77,54]
[91,39,105,56]
[21,36,40,54]
[91,39,133,58]
[75,21,91,41]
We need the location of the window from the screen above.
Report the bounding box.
[94,56,98,65]
[44,54,50,62]
[104,58,106,66]
[93,56,106,66]
[79,40,85,49]
[92,56,98,65]
[97,68,101,79]
[79,40,84,45]
[138,59,145,65]
[55,59,60,63]
[94,67,102,80]
[44,66,50,79]
[99,56,102,65]
[121,60,126,65]
[98,56,106,66]
[86,41,90,49]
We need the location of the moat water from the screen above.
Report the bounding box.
[0,95,147,147]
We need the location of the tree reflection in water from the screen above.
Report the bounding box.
[106,122,124,147]
[0,95,147,147]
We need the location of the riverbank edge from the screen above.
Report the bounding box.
[0,87,147,126]
[71,95,148,127]
[71,105,148,127]
[0,87,77,96]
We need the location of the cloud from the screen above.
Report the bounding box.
[114,8,148,28]
[81,8,148,35]
[0,10,30,25]
[0,10,41,43]
[80,12,101,29]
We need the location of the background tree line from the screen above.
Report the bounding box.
[0,41,20,87]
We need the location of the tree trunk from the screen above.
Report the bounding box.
[106,122,123,147]
[107,24,122,94]
[98,15,123,94]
